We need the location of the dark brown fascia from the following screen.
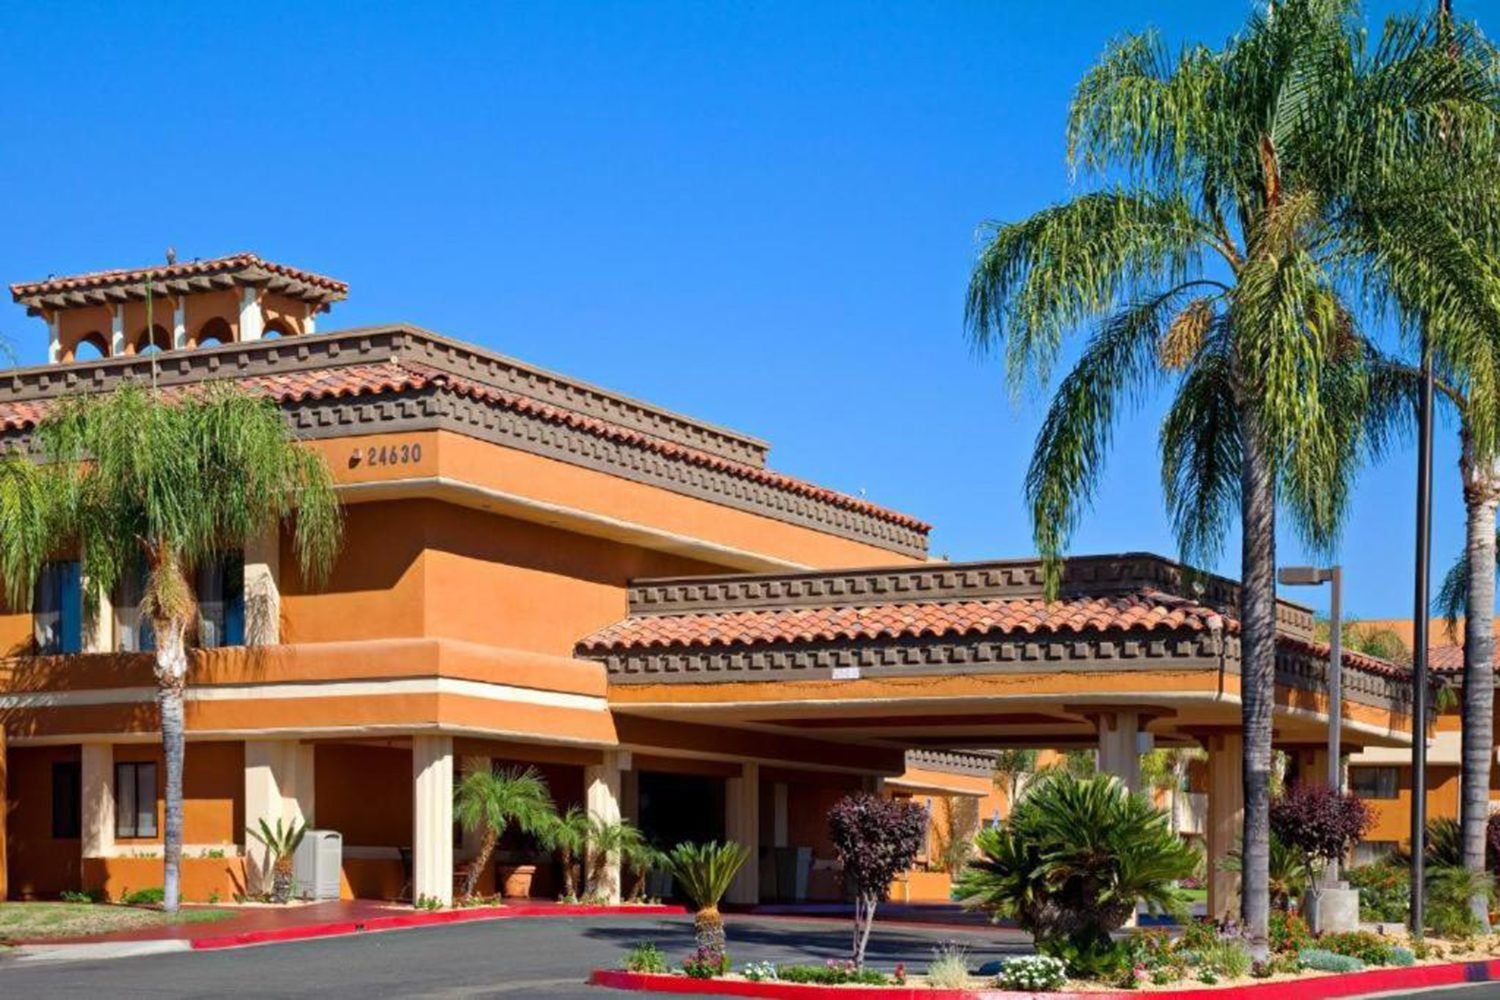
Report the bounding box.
[591,625,1409,716]
[0,326,926,557]
[904,748,998,778]
[622,553,1315,640]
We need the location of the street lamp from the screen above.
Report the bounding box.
[1278,565,1344,794]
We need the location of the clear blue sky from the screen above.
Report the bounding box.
[0,0,1471,620]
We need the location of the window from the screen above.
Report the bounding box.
[115,761,158,839]
[34,560,83,654]
[197,552,245,648]
[1350,766,1399,800]
[52,761,81,839]
[1354,840,1399,866]
[113,558,155,653]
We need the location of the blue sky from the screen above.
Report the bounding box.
[0,0,1471,620]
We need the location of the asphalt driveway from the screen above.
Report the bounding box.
[0,913,1029,999]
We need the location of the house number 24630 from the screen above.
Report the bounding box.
[357,442,423,467]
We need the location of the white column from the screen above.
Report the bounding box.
[412,735,454,907]
[171,299,187,350]
[81,744,114,859]
[724,762,760,905]
[1095,710,1143,793]
[84,579,114,654]
[239,287,265,342]
[244,527,280,646]
[109,306,124,357]
[244,740,314,894]
[1206,732,1245,922]
[585,752,624,904]
[304,303,317,335]
[46,313,61,364]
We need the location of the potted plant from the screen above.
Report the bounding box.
[248,818,308,903]
[454,762,555,901]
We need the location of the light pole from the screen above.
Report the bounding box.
[1278,566,1344,794]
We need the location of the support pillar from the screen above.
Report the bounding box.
[0,727,7,900]
[412,735,454,907]
[46,313,60,364]
[244,740,315,894]
[772,782,789,849]
[725,762,760,905]
[1095,710,1143,793]
[172,299,187,350]
[239,287,265,342]
[245,527,281,646]
[585,752,624,903]
[1291,747,1331,789]
[110,306,124,357]
[81,743,115,861]
[84,577,113,654]
[1204,731,1245,922]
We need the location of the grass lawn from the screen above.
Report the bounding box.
[1181,888,1207,904]
[0,902,235,942]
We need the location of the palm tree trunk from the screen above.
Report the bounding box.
[463,826,499,900]
[561,847,577,898]
[1239,408,1277,960]
[1461,443,1498,931]
[155,617,189,914]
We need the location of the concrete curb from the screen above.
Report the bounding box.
[12,939,193,964]
[190,902,688,951]
[589,958,1500,999]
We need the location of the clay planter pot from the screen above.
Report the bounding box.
[498,864,537,898]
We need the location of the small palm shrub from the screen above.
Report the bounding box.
[925,942,971,989]
[1299,948,1365,973]
[453,764,555,901]
[664,841,749,951]
[545,806,592,900]
[1426,865,1494,938]
[622,942,667,974]
[954,772,1197,975]
[997,955,1068,991]
[248,818,308,902]
[1221,831,1309,911]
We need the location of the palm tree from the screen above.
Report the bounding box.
[585,818,646,901]
[622,833,665,902]
[544,805,593,899]
[247,818,308,903]
[964,0,1498,954]
[453,763,556,901]
[0,383,341,912]
[1141,747,1206,835]
[664,840,750,951]
[991,748,1039,815]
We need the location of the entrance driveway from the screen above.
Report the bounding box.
[0,913,1030,999]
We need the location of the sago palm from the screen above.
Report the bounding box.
[0,382,341,911]
[665,840,750,951]
[247,817,309,903]
[954,772,1198,974]
[454,763,555,900]
[965,0,1499,954]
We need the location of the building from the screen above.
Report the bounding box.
[0,255,1414,916]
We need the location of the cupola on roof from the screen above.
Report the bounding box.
[9,253,348,364]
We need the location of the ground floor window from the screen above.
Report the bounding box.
[52,761,81,839]
[114,761,158,838]
[1350,766,1399,800]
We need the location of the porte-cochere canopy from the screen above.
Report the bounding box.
[579,553,1413,753]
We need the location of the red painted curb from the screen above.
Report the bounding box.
[189,903,686,951]
[589,957,1500,999]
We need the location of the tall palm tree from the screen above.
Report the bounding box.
[544,805,593,899]
[991,748,1040,816]
[453,763,556,901]
[1141,747,1206,836]
[0,382,341,912]
[964,0,1497,954]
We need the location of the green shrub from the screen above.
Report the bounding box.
[1195,937,1251,979]
[1346,863,1410,923]
[59,889,105,904]
[1390,947,1416,967]
[775,962,889,985]
[1426,866,1493,938]
[119,886,165,906]
[681,945,729,979]
[997,955,1068,992]
[1269,911,1312,954]
[622,942,666,974]
[1318,931,1394,966]
[1299,948,1365,973]
[955,773,1197,976]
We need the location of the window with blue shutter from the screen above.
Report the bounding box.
[198,552,244,648]
[34,560,83,654]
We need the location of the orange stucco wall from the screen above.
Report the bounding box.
[109,741,244,850]
[6,745,81,898]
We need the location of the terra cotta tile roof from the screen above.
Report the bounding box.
[10,252,348,299]
[0,358,928,534]
[577,591,1225,653]
[1430,643,1468,673]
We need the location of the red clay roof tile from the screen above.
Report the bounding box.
[10,252,348,299]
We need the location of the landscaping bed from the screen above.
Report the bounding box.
[0,902,235,942]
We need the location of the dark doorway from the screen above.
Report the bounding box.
[638,772,725,849]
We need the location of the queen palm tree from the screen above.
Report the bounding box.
[544,805,593,899]
[453,763,556,901]
[1141,747,1206,836]
[964,0,1499,954]
[0,382,341,912]
[991,748,1040,815]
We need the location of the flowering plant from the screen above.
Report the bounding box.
[997,955,1068,991]
[682,945,730,979]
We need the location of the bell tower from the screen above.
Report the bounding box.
[9,252,348,364]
